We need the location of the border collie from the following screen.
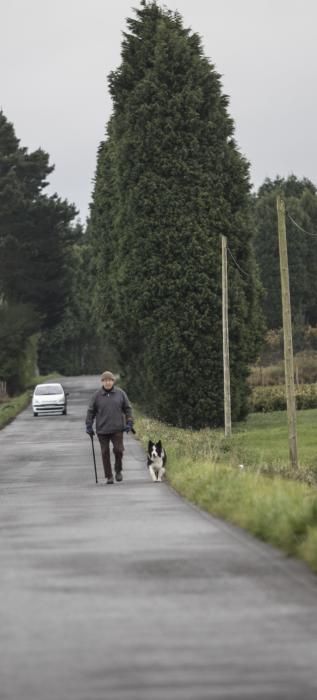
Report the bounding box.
[147,440,167,482]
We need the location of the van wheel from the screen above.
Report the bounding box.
[33,412,38,417]
[62,408,67,415]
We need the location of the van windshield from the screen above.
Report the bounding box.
[35,385,63,395]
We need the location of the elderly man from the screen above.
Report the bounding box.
[85,371,134,484]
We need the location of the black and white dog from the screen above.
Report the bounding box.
[147,440,167,482]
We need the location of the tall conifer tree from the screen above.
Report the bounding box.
[90,1,262,428]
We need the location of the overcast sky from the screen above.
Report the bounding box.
[1,0,316,222]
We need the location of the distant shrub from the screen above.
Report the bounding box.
[294,351,317,384]
[257,329,284,366]
[248,362,284,387]
[304,326,317,351]
[249,383,317,412]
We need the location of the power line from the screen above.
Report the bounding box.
[227,247,282,292]
[286,211,317,238]
[227,246,249,278]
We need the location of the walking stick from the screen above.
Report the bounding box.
[89,434,98,484]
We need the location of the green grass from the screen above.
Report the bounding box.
[135,410,317,573]
[136,408,317,479]
[232,409,317,480]
[0,392,31,429]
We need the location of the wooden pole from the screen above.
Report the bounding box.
[222,235,231,437]
[276,195,298,469]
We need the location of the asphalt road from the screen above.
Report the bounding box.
[1,375,317,700]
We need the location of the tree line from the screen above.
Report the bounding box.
[2,1,317,429]
[0,111,109,394]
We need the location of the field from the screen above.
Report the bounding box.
[232,409,317,476]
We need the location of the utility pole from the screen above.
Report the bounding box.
[276,195,298,469]
[222,235,231,437]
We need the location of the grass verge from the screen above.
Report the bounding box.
[0,392,31,430]
[135,412,317,573]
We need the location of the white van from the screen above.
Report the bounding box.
[32,383,68,417]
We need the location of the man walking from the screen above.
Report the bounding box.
[85,371,134,484]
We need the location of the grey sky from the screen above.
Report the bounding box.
[1,0,316,222]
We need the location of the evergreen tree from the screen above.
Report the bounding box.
[90,2,262,428]
[254,175,317,331]
[38,234,118,375]
[0,111,77,390]
[0,110,77,329]
[0,303,41,394]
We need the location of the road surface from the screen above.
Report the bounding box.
[1,375,317,700]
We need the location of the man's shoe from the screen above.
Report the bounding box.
[115,472,123,482]
[106,477,114,484]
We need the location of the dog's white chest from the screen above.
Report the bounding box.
[150,456,164,469]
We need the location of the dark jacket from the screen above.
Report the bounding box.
[86,386,133,435]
